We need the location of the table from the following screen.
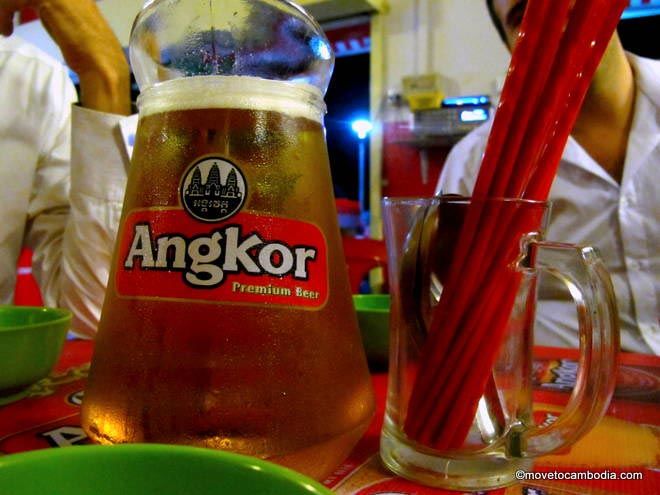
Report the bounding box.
[1,341,658,494]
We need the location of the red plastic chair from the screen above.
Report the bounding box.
[14,248,43,306]
[341,236,389,293]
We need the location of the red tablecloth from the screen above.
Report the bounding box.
[1,341,658,495]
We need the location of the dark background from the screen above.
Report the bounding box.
[324,53,371,201]
[618,15,660,59]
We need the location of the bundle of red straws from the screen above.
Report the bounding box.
[403,0,629,450]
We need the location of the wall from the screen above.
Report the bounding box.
[380,0,509,99]
[96,0,143,46]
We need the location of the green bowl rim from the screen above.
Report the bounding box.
[352,294,391,313]
[0,444,333,494]
[0,305,72,333]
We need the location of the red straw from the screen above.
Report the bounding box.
[471,0,557,199]
[497,0,609,197]
[475,2,625,312]
[409,0,558,340]
[526,4,627,200]
[408,203,542,448]
[461,0,624,321]
[444,272,536,449]
[472,0,615,269]
[403,0,629,450]
[430,0,573,343]
[416,272,520,447]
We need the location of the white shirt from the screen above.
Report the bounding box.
[437,53,660,355]
[0,35,131,338]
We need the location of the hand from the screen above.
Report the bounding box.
[1,0,131,115]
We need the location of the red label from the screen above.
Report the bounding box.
[116,209,328,309]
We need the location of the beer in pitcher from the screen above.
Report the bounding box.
[81,0,374,481]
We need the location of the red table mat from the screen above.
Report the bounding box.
[1,342,658,494]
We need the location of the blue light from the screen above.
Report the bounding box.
[442,95,490,107]
[622,5,660,19]
[460,108,489,123]
[351,119,373,140]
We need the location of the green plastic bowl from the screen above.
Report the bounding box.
[0,305,71,404]
[0,444,333,495]
[353,294,390,367]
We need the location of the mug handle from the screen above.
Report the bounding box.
[522,239,619,456]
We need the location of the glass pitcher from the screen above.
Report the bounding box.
[81,0,374,481]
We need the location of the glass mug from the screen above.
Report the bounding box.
[81,0,374,481]
[380,197,618,490]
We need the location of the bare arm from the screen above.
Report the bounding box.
[0,0,131,115]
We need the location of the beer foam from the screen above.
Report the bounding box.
[138,75,325,123]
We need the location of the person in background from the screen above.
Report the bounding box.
[0,0,132,337]
[436,0,659,354]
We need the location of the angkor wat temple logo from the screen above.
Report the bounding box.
[180,157,247,222]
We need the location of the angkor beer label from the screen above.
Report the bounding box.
[115,155,327,307]
[115,209,329,308]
